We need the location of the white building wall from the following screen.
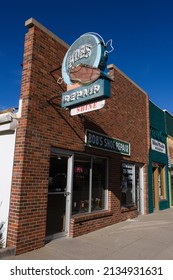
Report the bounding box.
[0,115,17,247]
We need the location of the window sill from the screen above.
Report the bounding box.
[121,205,137,213]
[71,210,113,223]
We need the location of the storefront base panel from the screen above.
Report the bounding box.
[8,209,139,255]
[70,209,138,238]
[70,211,114,237]
[121,208,138,221]
[159,200,169,210]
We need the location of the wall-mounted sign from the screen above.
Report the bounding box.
[61,78,110,108]
[151,138,166,154]
[70,100,105,116]
[62,33,108,85]
[85,130,130,156]
[61,32,113,110]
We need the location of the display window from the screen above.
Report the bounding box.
[158,165,166,200]
[121,162,141,208]
[72,154,108,214]
[152,163,166,209]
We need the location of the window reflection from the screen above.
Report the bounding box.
[121,163,141,208]
[72,155,107,215]
[48,156,67,192]
[121,163,133,207]
[92,158,106,211]
[72,155,90,214]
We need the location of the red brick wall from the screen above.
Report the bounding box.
[7,19,149,254]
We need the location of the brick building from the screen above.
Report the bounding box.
[7,18,150,255]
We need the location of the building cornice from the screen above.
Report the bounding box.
[107,64,148,96]
[25,18,69,49]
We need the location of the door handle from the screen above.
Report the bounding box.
[64,192,70,197]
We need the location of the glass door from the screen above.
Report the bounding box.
[46,155,70,239]
[152,167,156,209]
[135,166,140,213]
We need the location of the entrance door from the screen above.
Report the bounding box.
[152,166,159,210]
[46,154,71,239]
[152,167,156,209]
[135,166,140,213]
[135,166,144,214]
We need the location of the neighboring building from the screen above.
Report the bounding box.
[7,18,150,255]
[164,110,173,207]
[148,101,169,213]
[0,108,18,247]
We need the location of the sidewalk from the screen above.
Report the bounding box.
[3,208,173,260]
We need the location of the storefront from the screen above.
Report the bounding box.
[164,110,173,206]
[46,135,145,241]
[46,148,109,240]
[7,18,150,255]
[148,102,169,212]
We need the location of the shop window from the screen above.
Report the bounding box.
[152,163,167,209]
[92,157,107,211]
[72,155,108,215]
[158,165,166,200]
[121,163,141,208]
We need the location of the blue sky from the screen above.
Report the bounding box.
[0,0,173,115]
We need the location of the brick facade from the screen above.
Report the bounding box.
[7,18,150,255]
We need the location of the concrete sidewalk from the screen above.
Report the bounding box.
[3,208,173,260]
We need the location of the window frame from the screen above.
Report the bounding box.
[121,162,142,208]
[72,153,108,215]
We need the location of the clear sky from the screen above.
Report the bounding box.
[0,0,173,115]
